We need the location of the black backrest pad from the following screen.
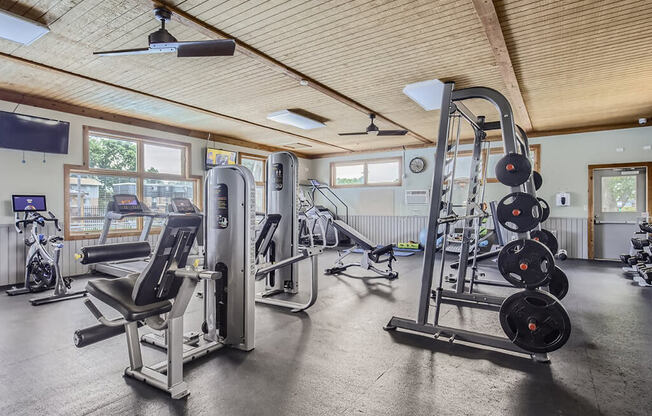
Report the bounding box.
[132,214,201,306]
[332,220,375,251]
[256,214,281,257]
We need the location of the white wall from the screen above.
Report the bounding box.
[310,126,652,218]
[0,99,312,225]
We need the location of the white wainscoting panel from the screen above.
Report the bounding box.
[0,224,161,286]
[0,216,590,286]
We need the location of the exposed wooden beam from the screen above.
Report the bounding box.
[0,88,310,158]
[0,51,349,152]
[148,0,433,145]
[471,0,533,131]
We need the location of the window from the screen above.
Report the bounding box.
[331,157,402,188]
[64,127,200,239]
[601,175,637,212]
[239,153,267,213]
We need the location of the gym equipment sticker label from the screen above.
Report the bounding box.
[273,163,283,191]
[215,184,228,229]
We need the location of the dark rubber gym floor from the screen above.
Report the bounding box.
[1,251,650,416]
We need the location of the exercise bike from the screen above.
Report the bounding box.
[7,195,86,305]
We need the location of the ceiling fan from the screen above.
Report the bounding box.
[338,113,408,136]
[93,7,236,58]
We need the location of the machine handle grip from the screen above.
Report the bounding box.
[84,299,104,321]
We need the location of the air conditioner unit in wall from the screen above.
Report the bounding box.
[405,189,429,205]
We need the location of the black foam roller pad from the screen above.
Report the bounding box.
[79,241,151,264]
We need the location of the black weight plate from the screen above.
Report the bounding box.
[497,192,542,233]
[495,153,532,186]
[530,229,558,255]
[498,239,554,288]
[548,266,569,300]
[537,198,550,222]
[532,170,543,190]
[499,289,571,353]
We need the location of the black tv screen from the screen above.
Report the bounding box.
[0,111,69,154]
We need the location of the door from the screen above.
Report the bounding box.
[593,167,647,259]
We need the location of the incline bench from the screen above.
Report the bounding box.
[324,219,398,280]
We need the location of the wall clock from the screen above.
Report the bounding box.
[409,157,426,174]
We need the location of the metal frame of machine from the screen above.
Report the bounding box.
[256,151,321,312]
[384,82,569,361]
[75,166,256,398]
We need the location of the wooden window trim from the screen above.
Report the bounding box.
[64,126,200,240]
[238,152,267,211]
[330,157,403,188]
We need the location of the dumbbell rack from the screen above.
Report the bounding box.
[385,82,558,361]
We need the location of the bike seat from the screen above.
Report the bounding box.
[86,274,172,322]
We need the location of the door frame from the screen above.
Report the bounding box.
[588,161,652,259]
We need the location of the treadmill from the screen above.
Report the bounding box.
[92,194,167,277]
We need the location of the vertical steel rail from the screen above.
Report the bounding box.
[455,125,486,293]
[433,114,462,326]
[416,81,455,325]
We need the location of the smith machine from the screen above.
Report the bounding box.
[385,82,572,362]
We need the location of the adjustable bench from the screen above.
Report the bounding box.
[75,214,221,399]
[324,219,398,280]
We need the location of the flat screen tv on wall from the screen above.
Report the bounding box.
[0,110,70,154]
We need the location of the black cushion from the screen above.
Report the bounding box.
[86,275,172,322]
[332,220,375,251]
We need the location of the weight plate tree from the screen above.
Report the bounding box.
[495,153,532,186]
[498,239,554,288]
[532,170,543,190]
[499,289,572,353]
[530,229,559,255]
[537,197,551,222]
[497,192,543,233]
[548,266,569,300]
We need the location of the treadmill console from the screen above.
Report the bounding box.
[170,198,197,214]
[112,194,143,213]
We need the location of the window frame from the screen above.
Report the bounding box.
[64,126,202,240]
[330,157,403,188]
[238,152,267,212]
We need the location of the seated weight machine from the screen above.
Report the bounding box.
[74,166,256,399]
[385,83,572,362]
[255,151,322,312]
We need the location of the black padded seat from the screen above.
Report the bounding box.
[85,274,172,322]
[332,220,375,251]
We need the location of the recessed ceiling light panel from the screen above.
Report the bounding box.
[0,10,49,45]
[266,110,325,130]
[402,79,445,111]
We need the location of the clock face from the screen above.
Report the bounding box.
[409,157,425,173]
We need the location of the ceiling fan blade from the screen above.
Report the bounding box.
[93,47,174,56]
[177,39,236,57]
[338,132,368,136]
[377,130,409,136]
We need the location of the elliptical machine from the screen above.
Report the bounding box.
[7,195,87,305]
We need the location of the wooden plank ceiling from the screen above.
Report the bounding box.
[0,0,649,157]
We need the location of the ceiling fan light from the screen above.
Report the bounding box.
[266,110,325,130]
[403,79,445,111]
[0,9,48,45]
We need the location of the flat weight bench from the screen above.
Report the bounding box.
[75,214,220,399]
[324,219,398,280]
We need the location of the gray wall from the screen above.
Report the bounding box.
[310,126,652,218]
[0,100,313,284]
